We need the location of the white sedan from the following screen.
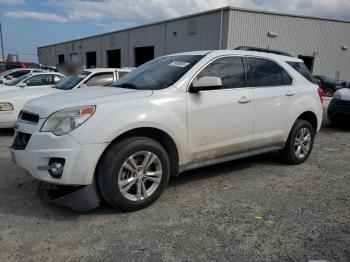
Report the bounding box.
[0,72,65,93]
[0,68,132,128]
[0,68,44,84]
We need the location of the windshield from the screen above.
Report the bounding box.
[112,55,204,90]
[54,71,90,90]
[5,75,28,86]
[0,69,15,78]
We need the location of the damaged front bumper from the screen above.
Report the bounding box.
[37,182,101,212]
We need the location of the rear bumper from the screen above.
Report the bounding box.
[0,111,18,128]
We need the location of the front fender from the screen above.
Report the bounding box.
[69,96,188,164]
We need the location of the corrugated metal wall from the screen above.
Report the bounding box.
[38,7,350,81]
[227,10,350,81]
[38,10,225,68]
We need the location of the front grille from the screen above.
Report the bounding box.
[19,111,39,124]
[11,132,31,150]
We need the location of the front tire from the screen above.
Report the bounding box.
[280,120,315,165]
[97,136,171,211]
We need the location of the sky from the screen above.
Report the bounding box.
[0,0,350,63]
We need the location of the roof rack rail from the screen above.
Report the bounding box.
[235,46,293,57]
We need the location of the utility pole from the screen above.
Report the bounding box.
[0,22,4,62]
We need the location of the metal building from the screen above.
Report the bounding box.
[38,6,350,81]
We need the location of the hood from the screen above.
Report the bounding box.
[23,87,153,118]
[0,87,62,101]
[335,88,350,101]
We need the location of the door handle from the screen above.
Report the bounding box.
[286,90,295,96]
[238,96,252,104]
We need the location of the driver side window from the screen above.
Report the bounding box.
[25,75,52,86]
[196,57,246,89]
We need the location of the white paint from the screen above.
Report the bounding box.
[11,50,323,186]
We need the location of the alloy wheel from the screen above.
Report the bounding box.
[118,151,163,201]
[294,128,312,159]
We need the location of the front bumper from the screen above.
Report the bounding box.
[11,120,108,186]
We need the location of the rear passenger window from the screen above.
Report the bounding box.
[85,73,114,86]
[197,57,246,89]
[117,71,128,79]
[248,58,293,87]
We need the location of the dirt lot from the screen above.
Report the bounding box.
[0,99,349,262]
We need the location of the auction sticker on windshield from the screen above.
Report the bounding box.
[169,61,190,67]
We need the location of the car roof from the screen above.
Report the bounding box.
[26,72,65,77]
[166,50,302,62]
[84,68,132,73]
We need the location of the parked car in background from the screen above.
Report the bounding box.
[0,68,132,128]
[41,65,57,72]
[0,61,41,73]
[0,68,44,84]
[328,87,350,125]
[53,68,133,90]
[314,75,344,97]
[10,50,323,211]
[0,72,65,93]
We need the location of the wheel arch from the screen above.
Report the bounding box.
[96,127,180,178]
[297,111,318,132]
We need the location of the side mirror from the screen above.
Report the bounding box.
[18,83,27,88]
[79,84,88,88]
[6,75,13,80]
[189,76,222,93]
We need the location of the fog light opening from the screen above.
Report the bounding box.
[48,158,65,179]
[38,158,66,179]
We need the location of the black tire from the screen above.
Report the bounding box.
[279,120,315,165]
[328,118,337,127]
[97,136,171,211]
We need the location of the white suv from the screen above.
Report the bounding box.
[11,50,323,211]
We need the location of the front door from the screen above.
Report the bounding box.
[187,56,254,162]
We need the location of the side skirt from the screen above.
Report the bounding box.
[179,145,284,173]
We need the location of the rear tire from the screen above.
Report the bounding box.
[280,120,315,165]
[97,136,171,211]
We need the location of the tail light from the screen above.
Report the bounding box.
[318,87,323,104]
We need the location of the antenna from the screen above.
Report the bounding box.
[0,23,4,62]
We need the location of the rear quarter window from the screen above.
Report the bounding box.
[247,58,293,87]
[287,61,317,84]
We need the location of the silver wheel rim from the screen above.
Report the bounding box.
[118,151,162,202]
[294,128,312,159]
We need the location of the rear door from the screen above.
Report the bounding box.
[187,56,254,162]
[246,57,298,149]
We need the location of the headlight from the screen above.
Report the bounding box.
[41,106,95,136]
[0,102,14,111]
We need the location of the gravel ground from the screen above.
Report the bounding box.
[0,98,349,262]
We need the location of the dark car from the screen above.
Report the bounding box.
[328,87,350,125]
[314,75,344,97]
